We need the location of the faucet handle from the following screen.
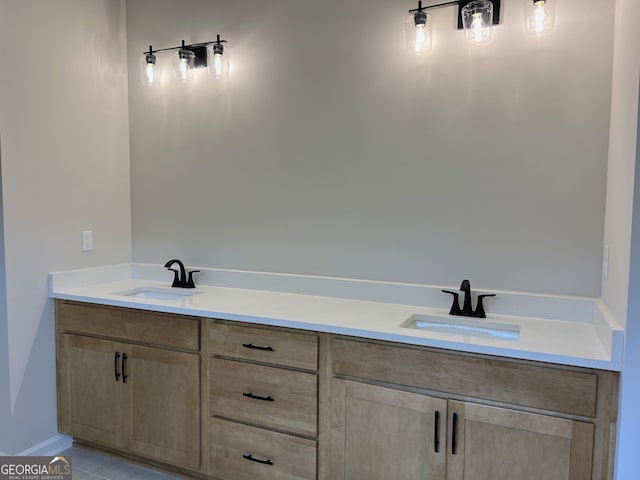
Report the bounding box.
[185,270,200,288]
[442,290,462,315]
[474,294,496,318]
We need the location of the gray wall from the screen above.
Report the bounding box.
[127,0,613,297]
[0,0,131,454]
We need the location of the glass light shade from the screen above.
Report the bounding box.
[524,0,556,35]
[140,53,161,86]
[462,0,494,45]
[173,49,196,83]
[207,43,230,79]
[405,11,433,55]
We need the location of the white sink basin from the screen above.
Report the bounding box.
[114,287,203,302]
[401,314,521,341]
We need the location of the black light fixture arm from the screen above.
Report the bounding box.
[141,36,227,56]
[409,0,462,14]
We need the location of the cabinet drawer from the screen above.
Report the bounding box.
[332,338,598,417]
[57,301,200,351]
[210,358,317,437]
[209,322,318,370]
[210,418,316,480]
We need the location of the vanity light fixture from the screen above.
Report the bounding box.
[406,0,501,54]
[523,0,556,35]
[139,36,230,86]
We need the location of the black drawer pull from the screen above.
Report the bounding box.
[243,392,274,402]
[242,343,274,352]
[452,412,458,455]
[242,454,273,466]
[434,410,440,453]
[122,353,128,384]
[114,352,121,382]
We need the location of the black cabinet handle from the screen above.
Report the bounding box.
[242,392,274,402]
[434,411,440,453]
[242,454,273,466]
[452,412,458,455]
[122,353,128,384]
[114,352,121,382]
[242,343,274,352]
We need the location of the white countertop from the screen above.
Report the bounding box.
[49,264,624,371]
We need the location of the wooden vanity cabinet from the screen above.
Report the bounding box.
[330,337,618,480]
[56,301,200,470]
[55,301,618,480]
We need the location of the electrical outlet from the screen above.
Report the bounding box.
[81,231,93,252]
[603,244,609,280]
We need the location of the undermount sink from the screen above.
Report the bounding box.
[114,287,203,302]
[401,314,521,341]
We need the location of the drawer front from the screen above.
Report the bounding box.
[210,418,316,480]
[209,322,318,370]
[332,338,598,417]
[56,301,200,351]
[210,358,317,437]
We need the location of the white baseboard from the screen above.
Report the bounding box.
[16,434,72,456]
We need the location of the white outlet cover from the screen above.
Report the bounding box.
[81,231,93,252]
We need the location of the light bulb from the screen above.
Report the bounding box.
[179,58,189,81]
[213,54,223,77]
[471,12,484,42]
[534,2,546,33]
[415,24,428,53]
[145,62,156,85]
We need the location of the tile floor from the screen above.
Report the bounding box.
[60,446,181,480]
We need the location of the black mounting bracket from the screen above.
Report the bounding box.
[185,45,208,69]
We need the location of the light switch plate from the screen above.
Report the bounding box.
[81,231,93,252]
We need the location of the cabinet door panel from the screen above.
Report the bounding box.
[124,345,200,470]
[59,334,123,448]
[447,401,594,480]
[331,379,446,480]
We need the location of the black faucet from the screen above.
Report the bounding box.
[442,279,495,318]
[164,259,200,288]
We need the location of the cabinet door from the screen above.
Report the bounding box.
[447,400,594,480]
[123,344,200,470]
[58,334,124,448]
[330,379,446,480]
